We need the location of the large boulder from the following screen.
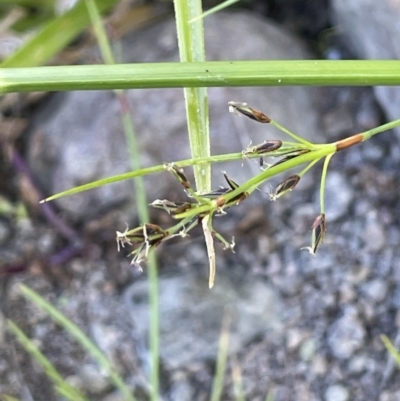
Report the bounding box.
[28,11,321,221]
[331,0,400,135]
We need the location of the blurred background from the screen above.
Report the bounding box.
[1,0,400,400]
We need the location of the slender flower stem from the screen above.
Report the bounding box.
[298,158,323,177]
[320,154,334,214]
[175,145,336,219]
[269,119,314,147]
[361,118,400,141]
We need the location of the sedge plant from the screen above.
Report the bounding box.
[3,1,400,400]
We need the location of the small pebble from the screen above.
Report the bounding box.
[299,338,317,362]
[323,172,354,221]
[327,307,366,359]
[311,354,328,376]
[79,364,112,394]
[325,384,350,401]
[361,279,388,303]
[0,221,10,244]
[346,265,371,284]
[339,282,356,304]
[286,328,308,351]
[364,218,386,252]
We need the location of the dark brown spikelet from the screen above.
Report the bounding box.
[255,140,282,153]
[165,163,191,189]
[228,102,271,123]
[223,173,249,206]
[302,214,326,255]
[270,149,310,168]
[223,172,239,190]
[244,140,282,156]
[214,173,249,208]
[270,175,300,200]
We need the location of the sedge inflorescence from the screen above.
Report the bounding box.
[117,101,364,287]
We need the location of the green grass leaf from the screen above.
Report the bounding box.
[189,0,241,23]
[18,284,137,401]
[7,320,89,401]
[1,0,119,67]
[381,334,400,367]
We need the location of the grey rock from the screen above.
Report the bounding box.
[272,272,303,296]
[357,298,376,323]
[102,392,126,401]
[338,282,356,304]
[286,328,309,351]
[327,307,366,359]
[323,171,354,221]
[361,279,388,303]
[303,286,336,318]
[123,271,283,369]
[169,371,194,401]
[311,354,328,376]
[324,384,350,401]
[331,0,400,136]
[348,355,376,374]
[79,364,112,395]
[0,221,10,244]
[299,338,317,362]
[346,264,371,285]
[380,390,400,401]
[363,211,386,252]
[28,11,321,220]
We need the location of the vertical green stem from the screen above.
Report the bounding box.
[85,1,159,399]
[173,0,210,193]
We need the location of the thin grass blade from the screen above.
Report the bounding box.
[381,334,400,367]
[18,284,137,401]
[1,0,119,67]
[7,320,89,401]
[210,312,231,401]
[85,1,160,398]
[189,0,241,23]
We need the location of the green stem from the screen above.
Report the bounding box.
[2,60,400,93]
[270,119,314,147]
[174,0,210,193]
[175,145,336,219]
[85,0,115,64]
[298,158,322,177]
[320,154,334,214]
[361,118,400,141]
[40,151,265,203]
[85,2,159,398]
[41,116,400,205]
